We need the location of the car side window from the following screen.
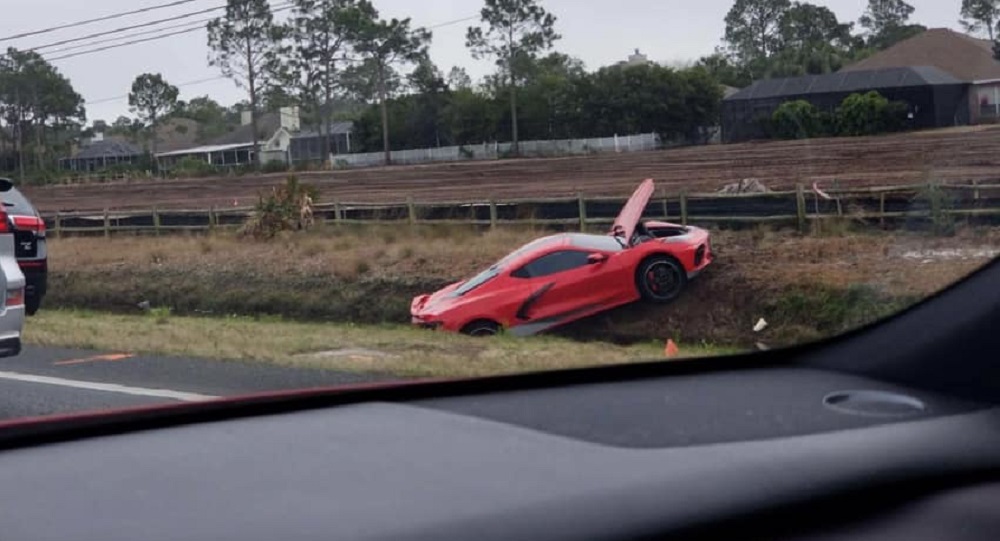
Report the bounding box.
[511,250,591,279]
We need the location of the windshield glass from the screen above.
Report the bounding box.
[454,236,561,295]
[0,0,995,422]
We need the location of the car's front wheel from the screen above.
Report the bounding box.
[636,256,687,304]
[461,320,501,337]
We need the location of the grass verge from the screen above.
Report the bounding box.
[24,310,739,379]
[44,225,996,348]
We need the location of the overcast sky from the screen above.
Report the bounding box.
[0,0,969,123]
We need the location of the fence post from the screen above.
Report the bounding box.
[489,200,498,229]
[879,193,886,229]
[407,197,417,227]
[153,206,161,236]
[54,212,61,239]
[973,179,980,202]
[680,192,688,226]
[660,189,669,220]
[577,193,587,231]
[103,208,111,239]
[796,184,807,234]
[333,201,341,226]
[209,206,216,232]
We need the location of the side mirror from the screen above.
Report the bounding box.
[0,178,12,193]
[587,253,609,265]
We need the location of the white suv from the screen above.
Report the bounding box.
[0,179,25,357]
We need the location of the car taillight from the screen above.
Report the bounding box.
[5,288,24,307]
[0,208,9,234]
[12,215,45,238]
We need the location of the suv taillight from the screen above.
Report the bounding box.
[12,215,45,237]
[0,208,9,234]
[5,288,23,307]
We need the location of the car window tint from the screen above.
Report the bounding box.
[513,250,591,279]
[1,188,36,215]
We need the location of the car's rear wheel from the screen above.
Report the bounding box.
[461,320,501,337]
[637,255,687,304]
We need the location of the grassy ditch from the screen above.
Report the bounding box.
[23,310,733,378]
[43,224,995,349]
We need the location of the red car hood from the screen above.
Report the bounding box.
[412,281,463,315]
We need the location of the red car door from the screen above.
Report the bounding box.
[511,249,630,326]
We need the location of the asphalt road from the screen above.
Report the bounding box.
[0,346,389,421]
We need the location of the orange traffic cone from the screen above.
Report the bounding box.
[664,339,680,358]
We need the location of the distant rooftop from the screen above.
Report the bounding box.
[725,66,964,101]
[70,139,142,160]
[841,28,1000,82]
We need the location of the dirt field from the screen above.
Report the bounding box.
[24,126,1000,212]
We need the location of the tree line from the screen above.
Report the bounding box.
[3,0,995,178]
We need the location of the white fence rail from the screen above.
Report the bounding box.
[335,133,661,168]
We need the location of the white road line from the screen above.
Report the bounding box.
[0,371,219,402]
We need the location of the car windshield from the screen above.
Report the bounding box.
[453,236,561,295]
[0,0,995,422]
[454,265,502,296]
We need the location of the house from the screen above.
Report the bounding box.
[721,28,1000,143]
[288,122,354,164]
[58,133,144,172]
[722,66,968,143]
[156,107,354,169]
[840,28,1000,124]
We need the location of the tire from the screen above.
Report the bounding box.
[461,320,501,337]
[636,255,687,304]
[25,296,40,317]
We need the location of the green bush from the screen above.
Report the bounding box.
[262,160,288,174]
[171,156,217,178]
[771,100,828,139]
[834,91,909,137]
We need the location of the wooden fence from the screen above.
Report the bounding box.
[41,182,1000,238]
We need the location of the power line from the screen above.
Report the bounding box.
[85,76,227,106]
[28,3,230,52]
[73,11,481,106]
[0,0,208,43]
[45,5,457,64]
[428,15,479,29]
[47,26,208,61]
[45,4,294,62]
[43,17,213,56]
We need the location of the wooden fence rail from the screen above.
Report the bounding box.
[42,182,1000,238]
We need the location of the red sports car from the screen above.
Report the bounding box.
[411,179,713,336]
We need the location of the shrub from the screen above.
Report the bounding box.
[171,156,216,178]
[241,175,320,239]
[913,181,956,236]
[771,100,827,139]
[834,91,909,137]
[262,160,288,174]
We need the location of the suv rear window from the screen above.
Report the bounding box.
[1,188,37,216]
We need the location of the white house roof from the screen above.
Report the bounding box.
[156,142,253,158]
